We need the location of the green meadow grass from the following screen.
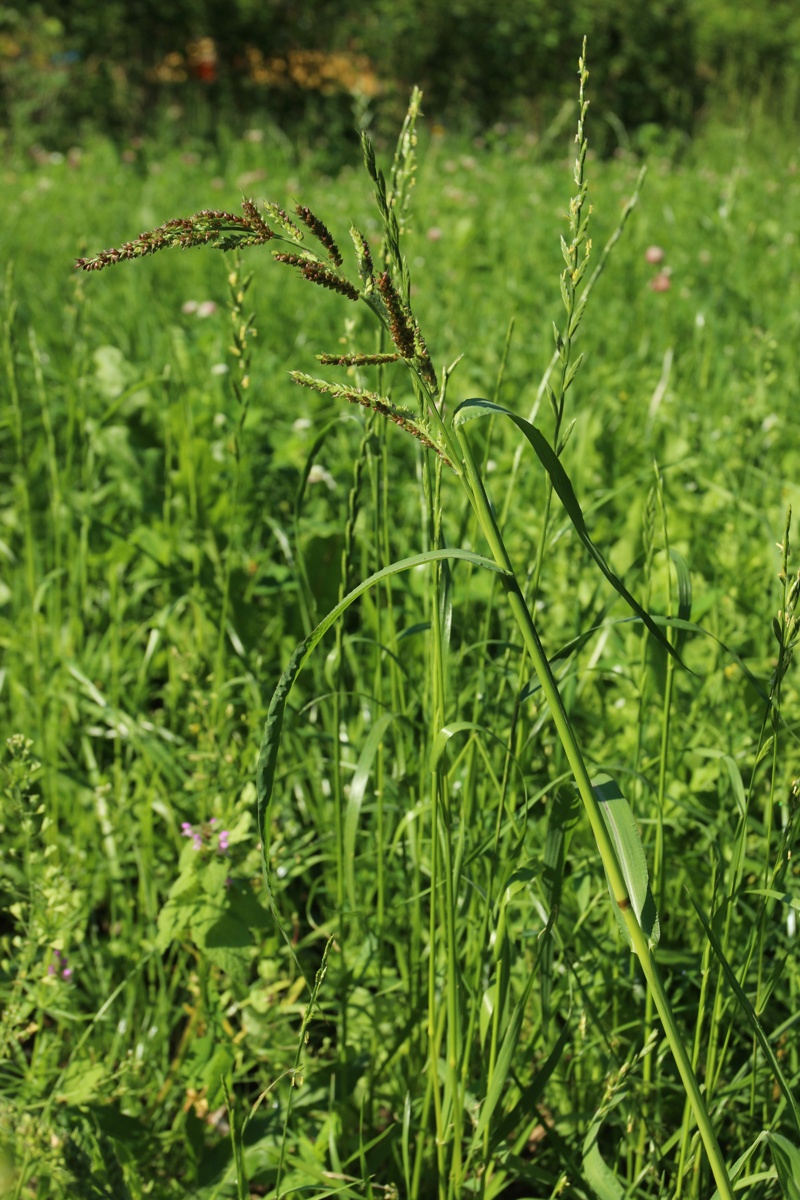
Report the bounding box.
[1,78,800,1200]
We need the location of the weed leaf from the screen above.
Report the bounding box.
[767,1132,800,1200]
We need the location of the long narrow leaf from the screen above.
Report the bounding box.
[767,1132,800,1200]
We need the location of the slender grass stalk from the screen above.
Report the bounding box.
[634,468,678,1178]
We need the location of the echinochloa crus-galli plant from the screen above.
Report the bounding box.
[77,49,745,1200]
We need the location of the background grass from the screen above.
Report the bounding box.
[1,97,800,1198]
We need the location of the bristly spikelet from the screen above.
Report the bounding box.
[296,206,343,267]
[241,198,273,241]
[376,271,415,358]
[349,227,375,289]
[262,202,305,241]
[274,254,361,301]
[76,203,274,271]
[411,318,438,391]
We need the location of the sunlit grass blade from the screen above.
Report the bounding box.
[767,1131,800,1200]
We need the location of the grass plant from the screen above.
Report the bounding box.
[1,49,800,1200]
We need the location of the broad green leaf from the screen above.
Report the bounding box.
[452,397,686,670]
[593,774,660,950]
[747,888,800,914]
[56,1062,107,1106]
[582,1093,628,1200]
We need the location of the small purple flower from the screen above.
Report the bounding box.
[49,949,73,981]
[181,822,194,837]
[218,830,230,854]
[192,833,203,851]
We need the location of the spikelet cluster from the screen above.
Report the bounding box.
[296,205,343,267]
[350,227,375,286]
[318,352,401,367]
[274,253,360,301]
[376,271,415,358]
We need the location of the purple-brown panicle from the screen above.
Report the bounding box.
[296,205,343,267]
[241,198,274,241]
[376,271,415,358]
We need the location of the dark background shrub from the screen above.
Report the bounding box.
[0,0,796,151]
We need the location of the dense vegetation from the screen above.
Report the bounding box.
[2,51,800,1200]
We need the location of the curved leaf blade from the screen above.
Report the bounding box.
[453,396,687,671]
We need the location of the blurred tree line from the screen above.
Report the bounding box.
[0,0,798,150]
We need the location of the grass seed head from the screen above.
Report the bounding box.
[295,205,343,267]
[376,270,415,357]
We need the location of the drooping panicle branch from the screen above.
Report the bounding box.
[290,372,453,468]
[76,202,275,272]
[262,202,305,241]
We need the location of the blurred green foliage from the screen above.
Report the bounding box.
[1,0,799,150]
